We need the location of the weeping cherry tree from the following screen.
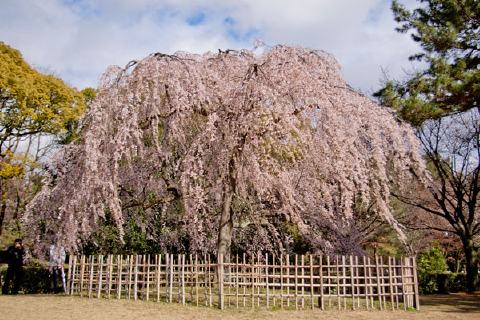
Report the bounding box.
[24,46,425,256]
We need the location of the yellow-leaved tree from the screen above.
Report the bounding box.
[0,42,86,234]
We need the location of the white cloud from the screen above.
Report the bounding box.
[0,0,422,93]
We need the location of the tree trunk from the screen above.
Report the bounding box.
[0,185,6,236]
[0,199,6,236]
[217,192,233,257]
[12,186,21,220]
[217,157,236,257]
[217,190,233,310]
[463,237,479,292]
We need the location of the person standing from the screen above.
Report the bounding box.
[2,239,25,294]
[48,243,66,293]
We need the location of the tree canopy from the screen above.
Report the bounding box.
[0,42,86,173]
[375,0,479,126]
[24,46,425,256]
[0,42,86,234]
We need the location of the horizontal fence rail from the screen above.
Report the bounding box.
[67,254,420,311]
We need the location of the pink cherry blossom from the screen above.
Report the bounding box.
[24,46,425,255]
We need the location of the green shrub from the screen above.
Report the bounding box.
[82,214,162,255]
[436,273,450,294]
[447,272,467,293]
[417,246,447,275]
[419,272,437,294]
[0,261,57,294]
[416,244,468,294]
[417,245,449,294]
[419,272,467,294]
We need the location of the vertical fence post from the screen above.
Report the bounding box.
[412,256,420,310]
[126,256,130,299]
[79,255,85,297]
[167,254,170,302]
[327,255,331,310]
[355,255,360,309]
[71,255,78,295]
[393,257,399,309]
[239,254,244,307]
[67,254,73,295]
[189,254,193,304]
[182,254,186,305]
[208,254,213,307]
[342,255,346,310]
[165,254,169,302]
[375,255,382,310]
[235,254,239,308]
[88,256,94,298]
[218,253,224,309]
[319,255,324,310]
[257,252,261,308]
[380,256,385,309]
[195,254,199,306]
[363,256,369,310]
[145,254,150,302]
[117,255,122,300]
[96,255,103,299]
[335,256,340,310]
[177,255,180,303]
[251,254,255,308]
[294,254,298,310]
[301,255,305,309]
[405,256,412,308]
[388,256,394,310]
[156,254,161,302]
[309,254,314,309]
[133,255,138,301]
[280,254,284,309]
[105,255,109,299]
[400,256,406,310]
[370,255,375,309]
[227,255,232,308]
[169,254,174,304]
[265,253,269,308]
[107,255,113,299]
[349,255,355,310]
[287,255,291,308]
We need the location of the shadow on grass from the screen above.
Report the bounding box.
[420,293,480,313]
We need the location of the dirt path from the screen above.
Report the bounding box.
[1,294,479,320]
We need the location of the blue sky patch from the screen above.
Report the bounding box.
[62,0,101,18]
[223,16,235,26]
[186,11,206,26]
[365,1,388,24]
[223,17,259,43]
[226,28,259,42]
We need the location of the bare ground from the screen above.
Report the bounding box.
[1,294,479,320]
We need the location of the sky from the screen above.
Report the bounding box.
[0,0,422,94]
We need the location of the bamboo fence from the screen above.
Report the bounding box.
[67,254,420,311]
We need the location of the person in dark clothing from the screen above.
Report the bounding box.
[2,239,25,294]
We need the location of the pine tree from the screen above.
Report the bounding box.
[376,0,479,126]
